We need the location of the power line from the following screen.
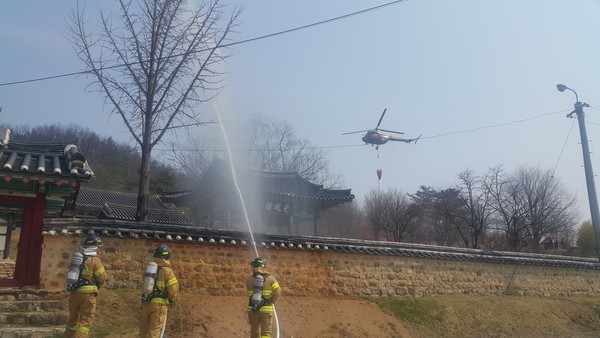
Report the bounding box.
[586,120,600,127]
[154,107,573,152]
[551,118,576,178]
[154,143,366,153]
[421,109,570,140]
[0,0,407,87]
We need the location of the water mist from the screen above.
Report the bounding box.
[214,103,280,337]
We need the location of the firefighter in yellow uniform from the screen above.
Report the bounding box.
[139,244,179,338]
[246,257,281,338]
[65,235,107,338]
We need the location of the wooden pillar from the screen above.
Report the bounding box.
[8,194,44,287]
[27,193,45,286]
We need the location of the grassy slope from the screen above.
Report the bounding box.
[372,295,600,338]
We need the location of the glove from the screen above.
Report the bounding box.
[260,299,273,307]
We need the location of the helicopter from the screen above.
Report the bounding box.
[343,108,421,150]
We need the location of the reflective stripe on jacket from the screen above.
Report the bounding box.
[146,258,179,305]
[246,274,281,313]
[76,256,106,293]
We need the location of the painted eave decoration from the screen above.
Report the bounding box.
[0,129,95,214]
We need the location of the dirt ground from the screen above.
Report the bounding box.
[174,296,410,338]
[99,293,410,338]
[94,290,600,338]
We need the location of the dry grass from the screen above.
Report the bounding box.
[374,295,600,338]
[93,288,140,337]
[88,289,600,338]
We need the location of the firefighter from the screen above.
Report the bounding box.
[64,235,107,338]
[139,244,179,338]
[246,257,281,338]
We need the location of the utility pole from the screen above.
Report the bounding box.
[557,84,600,260]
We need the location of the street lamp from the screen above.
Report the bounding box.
[556,83,600,259]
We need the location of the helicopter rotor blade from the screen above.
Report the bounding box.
[342,130,370,135]
[379,128,405,135]
[375,108,387,129]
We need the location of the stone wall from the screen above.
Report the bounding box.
[0,259,15,279]
[40,235,600,298]
[0,227,19,279]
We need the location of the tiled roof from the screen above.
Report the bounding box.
[163,159,354,203]
[0,140,94,179]
[76,188,168,213]
[74,188,192,225]
[98,203,192,225]
[0,131,95,213]
[257,171,353,201]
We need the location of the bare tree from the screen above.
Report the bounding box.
[484,166,529,251]
[318,201,363,238]
[435,169,493,249]
[514,166,578,252]
[241,114,340,188]
[484,165,578,252]
[68,0,241,220]
[410,186,461,246]
[364,188,420,242]
[166,135,216,179]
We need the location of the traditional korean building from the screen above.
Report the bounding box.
[0,128,94,287]
[161,159,354,236]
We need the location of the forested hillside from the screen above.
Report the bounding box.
[8,124,182,193]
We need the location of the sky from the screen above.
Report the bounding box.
[1,0,600,222]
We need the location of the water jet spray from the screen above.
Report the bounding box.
[214,103,281,337]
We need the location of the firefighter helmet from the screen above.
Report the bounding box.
[153,245,171,260]
[251,257,266,268]
[82,235,102,248]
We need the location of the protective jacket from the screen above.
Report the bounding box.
[65,255,106,338]
[246,269,280,313]
[75,256,106,293]
[147,258,179,305]
[139,257,179,338]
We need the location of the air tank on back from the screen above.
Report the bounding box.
[66,252,84,285]
[142,262,158,296]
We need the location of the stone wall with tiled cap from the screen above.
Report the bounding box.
[39,234,600,298]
